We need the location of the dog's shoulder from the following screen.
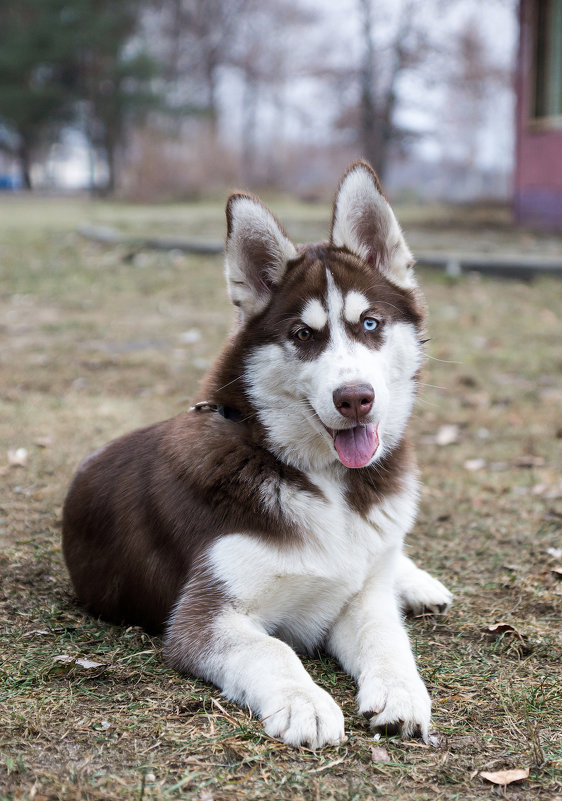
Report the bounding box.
[161,410,325,542]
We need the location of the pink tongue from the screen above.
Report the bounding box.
[334,424,379,468]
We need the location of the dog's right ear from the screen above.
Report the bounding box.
[225,193,297,318]
[330,160,415,289]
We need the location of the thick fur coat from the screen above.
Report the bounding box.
[63,161,452,748]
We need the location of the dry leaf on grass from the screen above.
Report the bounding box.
[480,767,529,786]
[464,458,486,471]
[435,424,459,446]
[178,328,202,344]
[34,437,53,448]
[51,655,112,676]
[483,622,527,641]
[514,455,545,468]
[370,746,391,763]
[7,447,28,467]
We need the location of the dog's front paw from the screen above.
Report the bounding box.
[261,684,345,749]
[399,568,453,616]
[358,671,431,741]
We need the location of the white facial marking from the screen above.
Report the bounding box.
[301,298,328,331]
[344,291,369,324]
[325,270,344,334]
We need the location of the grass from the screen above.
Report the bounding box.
[0,196,561,801]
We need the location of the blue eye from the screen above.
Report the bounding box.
[363,317,378,331]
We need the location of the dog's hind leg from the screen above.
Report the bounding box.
[164,585,345,749]
[396,553,453,615]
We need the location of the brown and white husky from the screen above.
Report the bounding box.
[63,160,452,748]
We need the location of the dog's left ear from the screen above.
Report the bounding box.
[225,193,297,318]
[330,160,415,289]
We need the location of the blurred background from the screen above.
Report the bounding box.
[1,5,562,797]
[0,0,559,230]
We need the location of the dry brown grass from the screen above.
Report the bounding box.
[0,197,561,801]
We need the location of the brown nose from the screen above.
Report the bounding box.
[333,383,374,421]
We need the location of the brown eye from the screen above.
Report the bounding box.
[295,327,312,342]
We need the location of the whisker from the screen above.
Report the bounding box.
[426,354,463,365]
[215,375,244,393]
[418,383,448,391]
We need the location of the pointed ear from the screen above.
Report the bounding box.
[224,193,297,318]
[330,160,415,289]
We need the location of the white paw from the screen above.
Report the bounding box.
[358,671,431,741]
[261,683,345,749]
[399,568,453,616]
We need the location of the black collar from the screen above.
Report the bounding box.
[190,401,244,423]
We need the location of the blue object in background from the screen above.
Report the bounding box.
[0,175,21,190]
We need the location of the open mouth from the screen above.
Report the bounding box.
[324,423,379,469]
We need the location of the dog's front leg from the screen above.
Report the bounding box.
[165,597,345,749]
[326,553,431,740]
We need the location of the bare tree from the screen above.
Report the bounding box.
[437,15,513,169]
[333,0,433,181]
[151,0,251,142]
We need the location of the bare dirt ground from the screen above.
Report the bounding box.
[0,196,561,801]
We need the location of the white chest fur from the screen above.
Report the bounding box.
[207,469,419,651]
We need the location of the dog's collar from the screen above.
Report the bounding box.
[190,401,243,423]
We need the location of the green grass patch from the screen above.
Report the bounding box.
[1,196,561,800]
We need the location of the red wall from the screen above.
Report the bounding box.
[515,0,562,228]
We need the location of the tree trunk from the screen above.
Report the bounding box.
[18,140,32,189]
[102,124,119,196]
[206,57,219,145]
[241,71,259,185]
[358,0,383,178]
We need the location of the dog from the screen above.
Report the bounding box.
[62,160,452,748]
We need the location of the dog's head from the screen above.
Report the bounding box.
[223,161,425,472]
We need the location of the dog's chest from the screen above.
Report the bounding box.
[207,470,413,648]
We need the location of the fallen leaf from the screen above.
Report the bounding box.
[547,547,562,559]
[7,447,28,467]
[457,375,478,388]
[464,458,486,471]
[178,328,201,344]
[446,735,479,751]
[435,424,459,446]
[34,437,53,448]
[552,567,562,579]
[480,767,529,786]
[51,655,111,676]
[370,746,391,763]
[515,455,545,468]
[483,622,526,641]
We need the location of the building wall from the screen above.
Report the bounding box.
[515,0,562,228]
